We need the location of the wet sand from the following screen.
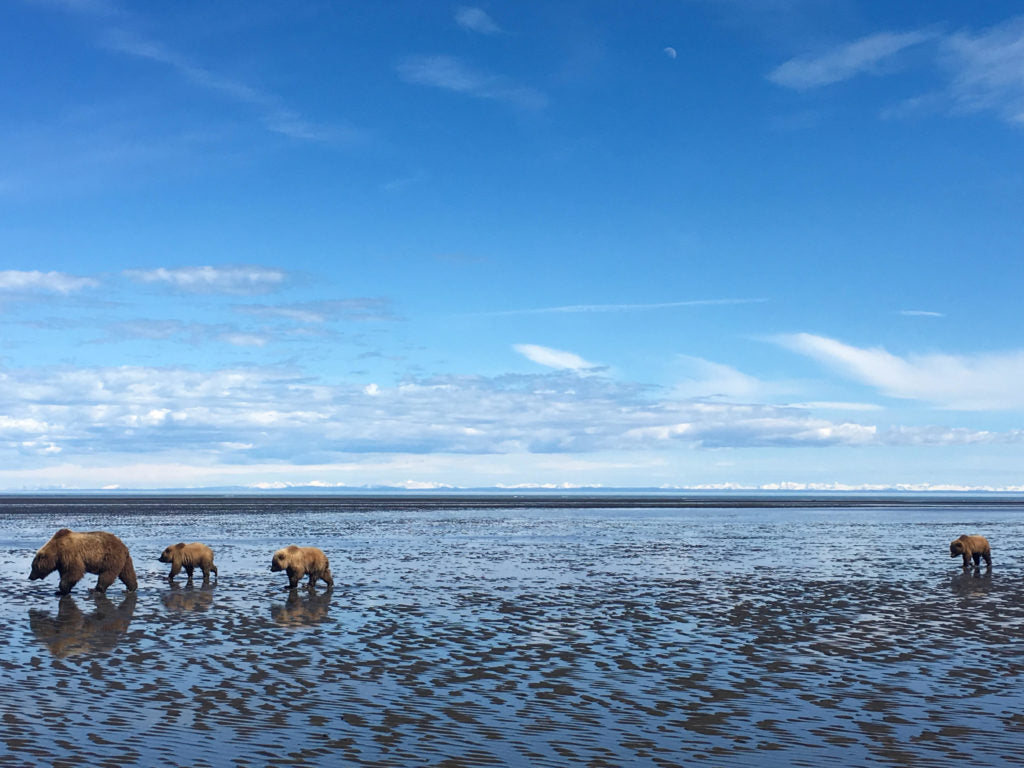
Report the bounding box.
[2,498,1024,766]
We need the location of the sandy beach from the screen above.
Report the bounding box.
[2,497,1024,766]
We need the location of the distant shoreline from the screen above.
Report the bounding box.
[3,493,1024,509]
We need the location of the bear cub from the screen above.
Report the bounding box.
[158,542,218,583]
[270,545,333,590]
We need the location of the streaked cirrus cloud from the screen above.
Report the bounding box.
[776,332,1024,410]
[768,29,933,89]
[396,55,547,110]
[124,266,287,295]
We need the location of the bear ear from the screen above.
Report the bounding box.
[175,543,186,549]
[286,545,300,552]
[54,528,72,538]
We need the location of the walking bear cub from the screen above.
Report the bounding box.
[158,542,218,583]
[950,534,992,568]
[270,545,333,590]
[29,528,138,596]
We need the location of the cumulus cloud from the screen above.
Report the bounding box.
[124,266,287,295]
[768,30,933,89]
[455,7,501,35]
[0,270,99,294]
[777,332,1024,410]
[514,344,600,371]
[396,55,546,110]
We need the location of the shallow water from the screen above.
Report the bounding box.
[2,497,1023,767]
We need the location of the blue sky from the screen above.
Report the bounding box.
[2,0,1024,490]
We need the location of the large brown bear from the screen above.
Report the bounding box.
[29,528,138,595]
[158,542,218,583]
[950,534,992,568]
[270,545,333,590]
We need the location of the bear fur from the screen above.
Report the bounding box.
[158,542,218,583]
[29,528,138,596]
[950,534,992,568]
[270,545,333,590]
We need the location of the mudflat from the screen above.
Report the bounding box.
[2,497,1023,767]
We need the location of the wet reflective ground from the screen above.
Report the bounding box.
[2,497,1024,766]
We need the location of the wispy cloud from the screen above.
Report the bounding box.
[396,55,546,110]
[100,28,341,142]
[235,299,400,324]
[124,266,287,295]
[483,298,766,316]
[776,332,1024,410]
[899,309,944,317]
[769,30,933,89]
[0,270,99,294]
[943,16,1024,123]
[455,7,501,35]
[514,344,600,371]
[27,1,343,142]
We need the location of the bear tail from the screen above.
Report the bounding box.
[120,554,138,592]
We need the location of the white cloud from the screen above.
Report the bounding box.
[455,7,501,35]
[514,344,599,371]
[943,16,1024,122]
[672,356,769,400]
[124,266,286,294]
[396,55,547,110]
[235,298,399,323]
[777,332,1024,410]
[100,28,341,142]
[769,30,933,89]
[899,309,944,317]
[484,298,765,316]
[0,270,99,294]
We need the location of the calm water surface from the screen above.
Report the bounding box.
[1,497,1023,767]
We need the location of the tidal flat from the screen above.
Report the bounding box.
[1,496,1024,767]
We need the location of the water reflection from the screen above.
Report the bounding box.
[161,581,216,612]
[270,586,333,627]
[950,567,993,598]
[27,592,137,657]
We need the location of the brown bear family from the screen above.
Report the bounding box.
[29,528,333,595]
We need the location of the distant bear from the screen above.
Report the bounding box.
[158,542,218,583]
[270,545,333,590]
[950,534,992,568]
[29,528,138,596]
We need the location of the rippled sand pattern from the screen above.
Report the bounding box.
[2,498,1024,766]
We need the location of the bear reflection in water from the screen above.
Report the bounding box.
[28,592,137,657]
[950,567,993,598]
[271,586,333,627]
[161,581,215,612]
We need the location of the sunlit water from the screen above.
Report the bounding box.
[1,497,1023,767]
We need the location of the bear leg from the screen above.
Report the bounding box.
[185,565,195,581]
[286,566,303,590]
[973,553,982,567]
[168,563,181,582]
[119,555,138,592]
[983,551,992,567]
[321,569,334,588]
[95,570,118,593]
[58,564,85,595]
